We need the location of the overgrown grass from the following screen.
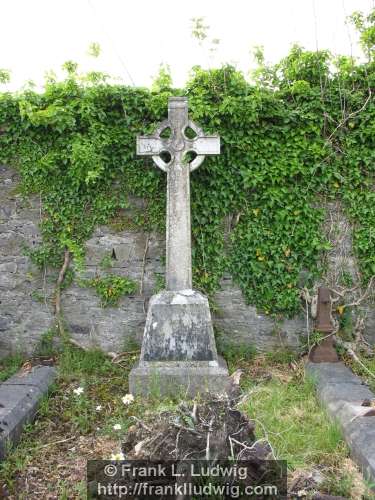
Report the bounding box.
[0,345,373,498]
[241,376,345,469]
[215,330,257,371]
[344,352,375,393]
[0,345,180,498]
[237,353,375,497]
[0,353,24,382]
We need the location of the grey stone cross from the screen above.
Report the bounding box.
[137,97,220,291]
[130,99,229,396]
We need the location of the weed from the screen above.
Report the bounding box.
[215,330,256,371]
[241,375,347,470]
[0,354,24,382]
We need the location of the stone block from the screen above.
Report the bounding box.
[129,357,231,397]
[3,365,57,393]
[0,366,56,460]
[139,290,219,362]
[306,361,375,485]
[129,289,229,396]
[344,418,375,484]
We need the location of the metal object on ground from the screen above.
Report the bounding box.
[315,287,334,333]
[309,286,339,363]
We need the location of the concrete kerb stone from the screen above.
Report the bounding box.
[306,361,375,486]
[0,365,56,460]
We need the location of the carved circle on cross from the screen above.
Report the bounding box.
[152,119,206,173]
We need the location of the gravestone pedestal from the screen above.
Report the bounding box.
[129,290,230,396]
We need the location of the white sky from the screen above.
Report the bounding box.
[1,0,374,90]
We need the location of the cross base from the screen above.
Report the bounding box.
[129,358,230,397]
[129,290,230,397]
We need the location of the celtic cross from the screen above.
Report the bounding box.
[137,97,220,291]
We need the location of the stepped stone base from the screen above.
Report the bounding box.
[129,289,230,396]
[129,357,230,397]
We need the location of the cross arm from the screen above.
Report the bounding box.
[192,136,220,155]
[187,134,220,172]
[136,136,164,156]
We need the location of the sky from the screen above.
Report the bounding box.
[1,0,374,91]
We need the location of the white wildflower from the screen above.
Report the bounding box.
[95,405,102,411]
[113,424,122,430]
[122,394,134,405]
[73,387,84,396]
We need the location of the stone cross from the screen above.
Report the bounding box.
[137,97,220,291]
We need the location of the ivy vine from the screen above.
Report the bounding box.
[0,8,374,318]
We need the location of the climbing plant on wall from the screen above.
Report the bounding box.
[0,8,374,319]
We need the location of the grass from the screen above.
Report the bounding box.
[242,376,344,468]
[343,351,375,393]
[0,344,373,499]
[0,353,24,382]
[238,353,374,498]
[215,330,257,371]
[0,344,180,499]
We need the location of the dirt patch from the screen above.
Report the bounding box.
[100,397,289,498]
[3,435,118,499]
[123,397,271,462]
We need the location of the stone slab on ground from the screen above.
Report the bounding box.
[0,365,56,460]
[306,361,375,485]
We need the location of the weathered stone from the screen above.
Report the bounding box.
[307,361,366,387]
[130,98,228,396]
[344,418,375,485]
[0,365,56,460]
[213,276,305,351]
[138,290,218,362]
[3,365,56,393]
[0,161,374,359]
[306,361,375,484]
[129,357,231,397]
[136,97,220,291]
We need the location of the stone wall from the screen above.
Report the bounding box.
[0,165,374,358]
[0,165,53,356]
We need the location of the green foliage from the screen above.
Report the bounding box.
[34,329,57,357]
[1,8,375,317]
[83,275,137,307]
[87,42,101,58]
[151,64,173,92]
[190,17,209,44]
[215,329,256,371]
[0,354,24,383]
[350,9,375,58]
[0,69,10,84]
[99,253,114,270]
[242,375,346,469]
[153,273,166,294]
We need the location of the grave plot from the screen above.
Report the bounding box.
[0,347,374,499]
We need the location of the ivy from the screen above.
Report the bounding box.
[1,9,374,317]
[82,275,138,307]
